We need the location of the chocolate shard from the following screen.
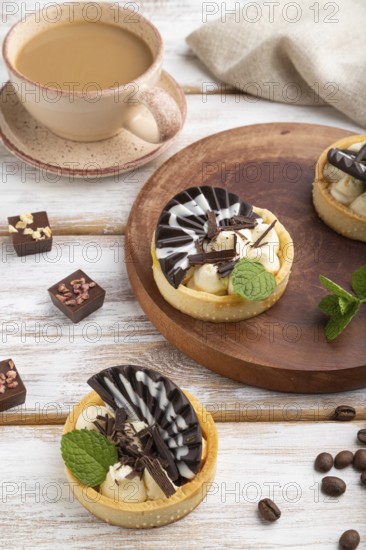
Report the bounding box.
[150,424,179,481]
[217,259,238,277]
[115,407,128,430]
[142,456,176,498]
[188,248,236,266]
[106,416,115,437]
[327,145,366,182]
[194,239,204,254]
[251,220,277,249]
[230,215,258,227]
[207,210,218,239]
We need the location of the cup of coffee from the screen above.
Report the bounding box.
[3,3,182,143]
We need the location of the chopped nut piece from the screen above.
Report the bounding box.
[65,299,76,306]
[15,220,27,229]
[7,381,19,389]
[8,225,18,234]
[6,370,17,380]
[20,213,34,224]
[0,373,5,381]
[43,226,52,238]
[80,292,90,300]
[63,292,73,299]
[23,228,34,236]
[58,284,68,293]
[32,231,42,241]
[89,282,96,288]
[0,386,5,394]
[8,360,14,369]
[70,279,81,286]
[76,296,84,305]
[56,294,67,303]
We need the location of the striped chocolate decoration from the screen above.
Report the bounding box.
[327,143,366,182]
[88,365,203,486]
[155,185,259,288]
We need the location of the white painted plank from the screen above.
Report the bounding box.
[0,95,363,235]
[0,422,365,549]
[0,235,365,424]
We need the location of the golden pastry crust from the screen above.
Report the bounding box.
[63,390,218,529]
[152,207,293,322]
[313,134,366,242]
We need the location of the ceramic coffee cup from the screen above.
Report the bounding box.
[3,3,182,143]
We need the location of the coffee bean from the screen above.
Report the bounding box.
[321,476,346,496]
[334,450,354,469]
[314,452,333,472]
[332,405,356,421]
[357,428,366,444]
[360,470,366,485]
[258,498,281,522]
[339,529,360,550]
[353,449,366,471]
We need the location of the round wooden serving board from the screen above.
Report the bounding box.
[126,123,366,393]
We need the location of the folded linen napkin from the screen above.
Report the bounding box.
[187,0,366,126]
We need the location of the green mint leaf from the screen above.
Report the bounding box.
[324,301,361,341]
[61,429,118,487]
[319,275,354,300]
[319,294,342,316]
[338,296,355,315]
[352,265,366,299]
[319,294,357,317]
[231,259,277,301]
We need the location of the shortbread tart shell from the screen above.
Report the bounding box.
[313,134,366,242]
[152,207,293,322]
[63,390,218,529]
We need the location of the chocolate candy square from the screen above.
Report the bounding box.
[8,211,52,257]
[48,269,106,323]
[0,359,26,412]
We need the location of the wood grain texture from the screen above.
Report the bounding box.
[0,1,364,547]
[126,123,366,393]
[0,235,365,425]
[1,422,365,549]
[0,0,364,240]
[0,96,362,236]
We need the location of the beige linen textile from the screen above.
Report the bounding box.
[187,0,366,126]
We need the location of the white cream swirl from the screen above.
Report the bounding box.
[186,221,280,296]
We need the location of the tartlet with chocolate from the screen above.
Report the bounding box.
[313,134,366,242]
[62,365,217,528]
[151,186,293,322]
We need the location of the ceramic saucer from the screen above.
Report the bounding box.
[0,71,186,179]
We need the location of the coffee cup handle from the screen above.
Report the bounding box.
[123,87,183,144]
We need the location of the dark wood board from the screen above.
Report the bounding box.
[125,123,366,393]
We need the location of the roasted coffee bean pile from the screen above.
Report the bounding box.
[256,407,364,549]
[312,411,366,549]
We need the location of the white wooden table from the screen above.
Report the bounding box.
[0,2,365,548]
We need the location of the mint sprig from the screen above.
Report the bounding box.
[319,266,366,341]
[61,429,118,487]
[231,259,277,301]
